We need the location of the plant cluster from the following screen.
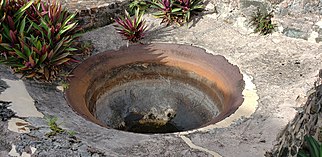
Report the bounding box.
[114,9,147,43]
[249,9,276,35]
[298,135,322,157]
[45,116,77,137]
[150,0,204,26]
[46,116,64,136]
[115,0,204,43]
[128,0,151,15]
[0,0,80,81]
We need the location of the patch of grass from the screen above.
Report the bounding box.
[46,117,64,137]
[45,116,77,137]
[249,9,276,35]
[67,130,76,136]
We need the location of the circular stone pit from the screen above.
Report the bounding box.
[66,43,245,134]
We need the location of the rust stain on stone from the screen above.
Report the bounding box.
[65,43,244,131]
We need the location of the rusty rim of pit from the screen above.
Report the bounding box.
[65,43,244,130]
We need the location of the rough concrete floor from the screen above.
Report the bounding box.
[0,14,322,157]
[80,15,322,156]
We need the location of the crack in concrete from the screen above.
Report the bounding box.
[180,135,222,157]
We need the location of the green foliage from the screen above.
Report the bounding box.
[128,0,151,15]
[58,80,69,91]
[75,40,93,57]
[0,0,80,81]
[67,130,76,136]
[45,116,77,137]
[249,9,276,35]
[298,135,322,157]
[114,8,147,42]
[46,116,64,137]
[150,0,204,26]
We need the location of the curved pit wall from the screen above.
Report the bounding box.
[66,43,245,134]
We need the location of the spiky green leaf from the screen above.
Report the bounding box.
[12,48,28,60]
[305,135,320,157]
[59,22,77,35]
[14,0,34,21]
[19,16,26,37]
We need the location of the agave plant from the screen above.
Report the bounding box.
[0,0,80,80]
[114,8,147,43]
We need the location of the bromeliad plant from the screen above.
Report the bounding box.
[114,8,147,43]
[0,0,80,81]
[150,0,204,26]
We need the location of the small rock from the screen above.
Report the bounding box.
[0,80,9,94]
[282,28,308,40]
[71,143,79,151]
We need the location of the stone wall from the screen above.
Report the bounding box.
[267,79,322,156]
[61,0,128,30]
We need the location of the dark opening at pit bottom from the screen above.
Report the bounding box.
[118,112,181,133]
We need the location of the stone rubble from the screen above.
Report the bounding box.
[0,101,15,121]
[267,81,322,156]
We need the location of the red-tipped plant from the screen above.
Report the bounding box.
[150,0,181,25]
[150,0,203,25]
[0,0,80,81]
[175,0,203,23]
[114,8,147,43]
